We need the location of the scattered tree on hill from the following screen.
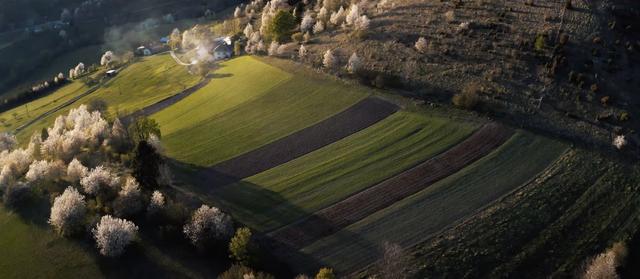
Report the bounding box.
[315,268,335,279]
[229,227,256,265]
[268,10,297,42]
[80,166,120,196]
[313,20,325,34]
[49,186,86,236]
[613,135,626,150]
[147,190,165,214]
[184,205,234,247]
[67,158,87,183]
[415,37,428,53]
[113,176,143,217]
[323,49,337,69]
[347,52,362,73]
[582,242,627,279]
[131,140,162,190]
[345,4,360,26]
[100,51,117,67]
[268,41,280,56]
[74,63,86,77]
[329,7,346,26]
[299,45,308,58]
[92,215,138,257]
[354,15,370,31]
[301,13,315,33]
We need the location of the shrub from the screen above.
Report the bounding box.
[183,205,233,247]
[315,268,335,279]
[291,32,304,43]
[113,176,143,217]
[92,215,138,257]
[452,83,481,109]
[535,34,546,51]
[229,227,255,265]
[2,181,31,209]
[49,186,86,236]
[218,264,275,279]
[415,37,428,53]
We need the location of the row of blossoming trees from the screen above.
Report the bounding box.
[0,105,257,267]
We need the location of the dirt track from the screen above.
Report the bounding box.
[201,97,399,184]
[269,122,513,248]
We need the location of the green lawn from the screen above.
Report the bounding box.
[299,132,568,273]
[0,205,103,278]
[211,112,477,231]
[154,56,368,167]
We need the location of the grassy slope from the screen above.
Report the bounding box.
[300,132,568,273]
[0,81,88,132]
[11,54,198,143]
[212,112,477,231]
[153,56,292,136]
[0,206,103,278]
[155,56,367,167]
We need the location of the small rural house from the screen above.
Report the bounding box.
[136,46,152,56]
[213,44,232,60]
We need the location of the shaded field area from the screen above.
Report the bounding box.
[208,112,476,232]
[410,149,640,279]
[155,56,368,167]
[270,122,512,248]
[293,132,567,274]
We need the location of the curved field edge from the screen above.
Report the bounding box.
[296,132,568,274]
[407,149,640,279]
[210,111,477,231]
[158,58,369,167]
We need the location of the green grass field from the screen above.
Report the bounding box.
[299,132,568,273]
[154,56,368,167]
[211,112,477,231]
[0,205,103,278]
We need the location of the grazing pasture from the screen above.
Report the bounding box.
[296,132,568,273]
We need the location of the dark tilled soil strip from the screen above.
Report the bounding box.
[269,122,514,248]
[202,97,399,183]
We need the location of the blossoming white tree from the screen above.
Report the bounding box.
[66,158,87,183]
[244,23,254,38]
[301,14,315,33]
[354,15,370,31]
[347,52,362,73]
[345,4,359,26]
[330,7,346,26]
[268,41,280,56]
[313,20,325,34]
[184,205,233,246]
[49,186,86,236]
[234,6,243,18]
[415,37,428,53]
[613,135,626,150]
[323,49,337,69]
[147,190,165,214]
[92,215,138,257]
[299,45,308,58]
[0,133,17,152]
[113,176,143,217]
[80,165,120,196]
[100,51,117,67]
[25,160,65,182]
